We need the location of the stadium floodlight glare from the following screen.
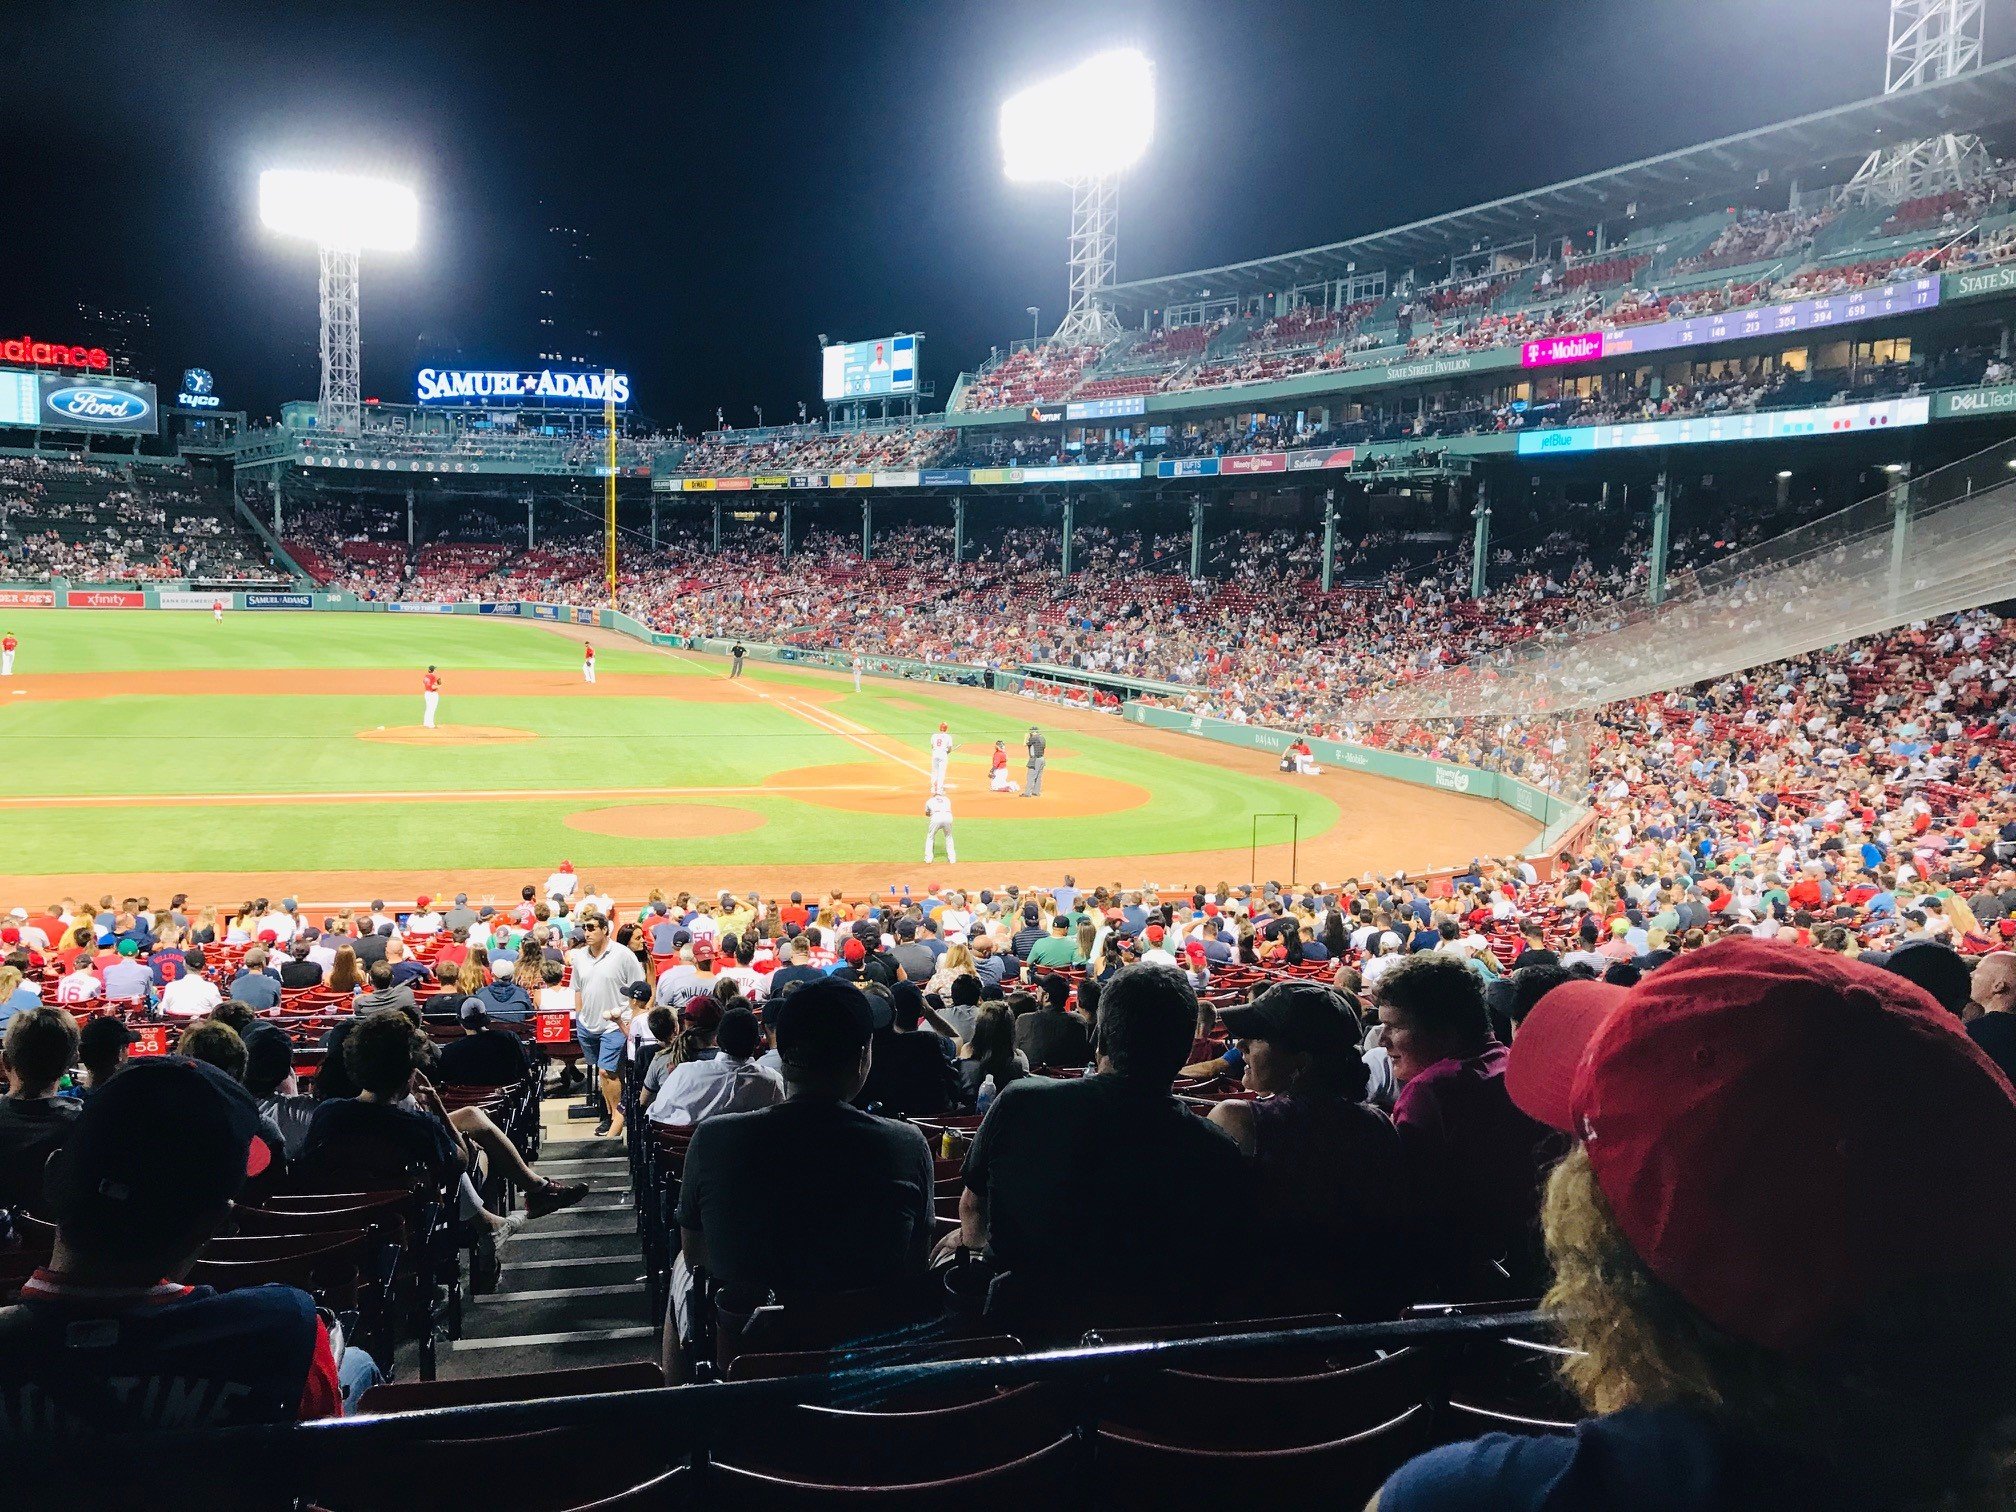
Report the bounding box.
[1001,48,1153,345]
[259,169,418,435]
[258,170,418,251]
[999,48,1155,184]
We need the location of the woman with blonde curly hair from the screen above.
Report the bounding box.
[1373,937,2016,1512]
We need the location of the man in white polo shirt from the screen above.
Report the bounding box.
[567,913,643,1137]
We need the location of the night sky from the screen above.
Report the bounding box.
[0,0,1976,429]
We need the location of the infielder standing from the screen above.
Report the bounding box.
[1,631,14,676]
[924,790,956,864]
[1024,725,1046,797]
[212,598,225,624]
[929,722,953,794]
[422,665,441,729]
[583,641,596,684]
[852,652,863,693]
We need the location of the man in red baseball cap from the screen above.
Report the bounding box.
[1375,935,2016,1511]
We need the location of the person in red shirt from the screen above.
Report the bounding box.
[583,641,596,684]
[422,665,441,729]
[1,631,15,676]
[211,598,225,624]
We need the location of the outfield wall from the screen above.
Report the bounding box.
[0,589,1589,872]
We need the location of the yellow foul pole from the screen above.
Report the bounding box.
[604,370,618,606]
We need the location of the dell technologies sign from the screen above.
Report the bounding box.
[416,367,631,406]
[40,375,158,435]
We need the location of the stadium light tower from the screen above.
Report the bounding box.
[1847,0,1988,203]
[1001,48,1154,345]
[259,170,418,434]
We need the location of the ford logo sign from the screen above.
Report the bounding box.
[46,387,150,425]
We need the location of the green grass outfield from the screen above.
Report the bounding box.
[0,610,1335,876]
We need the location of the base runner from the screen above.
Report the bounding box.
[1,631,14,676]
[924,791,956,864]
[929,722,953,794]
[583,641,596,684]
[422,665,441,729]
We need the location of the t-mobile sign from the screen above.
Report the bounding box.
[1521,332,1604,367]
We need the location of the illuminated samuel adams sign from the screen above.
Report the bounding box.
[416,368,630,405]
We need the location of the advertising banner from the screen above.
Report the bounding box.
[714,477,752,492]
[478,601,522,616]
[1219,453,1288,475]
[826,472,873,489]
[1155,457,1218,478]
[920,468,969,487]
[0,588,55,607]
[1286,446,1356,471]
[1521,332,1604,367]
[872,470,920,489]
[1933,384,2016,419]
[571,607,596,625]
[1517,394,1931,455]
[157,591,226,610]
[1946,265,2016,301]
[788,474,816,489]
[64,589,144,608]
[385,601,453,613]
[244,592,313,609]
[38,374,159,435]
[530,603,562,621]
[681,478,715,492]
[751,475,790,489]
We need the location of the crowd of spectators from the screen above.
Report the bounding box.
[0,457,285,583]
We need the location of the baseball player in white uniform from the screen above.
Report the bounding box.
[422,665,441,729]
[583,642,597,683]
[852,653,863,693]
[924,791,956,864]
[929,722,953,794]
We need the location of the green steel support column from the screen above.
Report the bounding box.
[862,499,873,563]
[1648,466,1672,606]
[1320,488,1337,594]
[1190,495,1206,578]
[782,501,793,563]
[650,498,659,551]
[1887,461,1913,603]
[406,488,415,548]
[1469,476,1491,600]
[952,495,965,566]
[712,501,722,554]
[273,475,283,537]
[526,494,535,549]
[1061,494,1075,577]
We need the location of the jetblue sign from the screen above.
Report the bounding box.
[39,375,157,434]
[416,367,630,406]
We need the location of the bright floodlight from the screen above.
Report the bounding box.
[259,170,417,251]
[1000,49,1154,183]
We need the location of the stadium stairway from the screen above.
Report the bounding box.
[434,1104,658,1379]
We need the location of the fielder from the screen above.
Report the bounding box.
[929,722,953,794]
[924,791,956,864]
[583,641,597,683]
[422,665,441,729]
[1,631,14,676]
[852,652,863,693]
[212,598,225,624]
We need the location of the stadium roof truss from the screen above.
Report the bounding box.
[1103,57,2016,318]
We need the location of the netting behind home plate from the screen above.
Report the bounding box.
[1339,434,2016,725]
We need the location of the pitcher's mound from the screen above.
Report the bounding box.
[357,724,538,746]
[565,804,767,838]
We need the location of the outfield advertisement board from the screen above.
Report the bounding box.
[571,607,596,625]
[529,603,562,620]
[64,589,145,608]
[157,591,227,610]
[0,588,56,607]
[478,602,522,616]
[244,592,313,609]
[385,602,452,613]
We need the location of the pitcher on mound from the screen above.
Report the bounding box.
[929,722,953,794]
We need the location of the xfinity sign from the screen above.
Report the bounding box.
[416,367,630,406]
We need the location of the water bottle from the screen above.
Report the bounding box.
[976,1074,997,1114]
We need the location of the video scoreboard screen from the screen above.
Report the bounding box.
[822,334,919,401]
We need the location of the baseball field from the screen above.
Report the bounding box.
[0,609,1539,903]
